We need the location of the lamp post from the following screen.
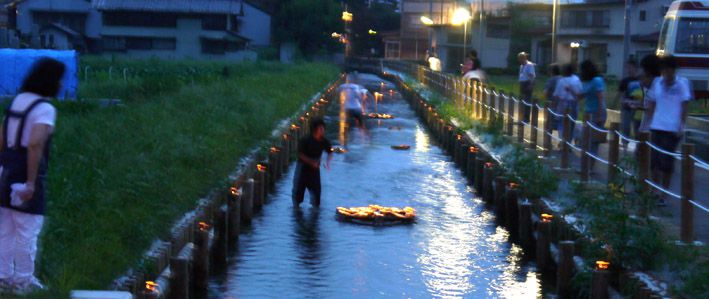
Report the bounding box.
[552,0,558,62]
[342,10,353,58]
[452,8,472,63]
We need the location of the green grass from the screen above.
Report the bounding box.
[9,58,339,297]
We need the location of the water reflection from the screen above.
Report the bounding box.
[210,74,541,298]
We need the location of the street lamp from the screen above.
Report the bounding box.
[342,11,353,22]
[420,16,434,26]
[451,8,471,63]
[368,29,377,35]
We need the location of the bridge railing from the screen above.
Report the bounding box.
[351,57,709,244]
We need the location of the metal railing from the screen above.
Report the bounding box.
[376,58,708,244]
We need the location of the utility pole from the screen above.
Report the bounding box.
[552,0,558,62]
[478,0,484,60]
[622,0,632,76]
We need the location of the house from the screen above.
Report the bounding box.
[553,0,672,78]
[8,0,272,59]
[93,0,271,60]
[14,0,101,51]
[389,0,459,61]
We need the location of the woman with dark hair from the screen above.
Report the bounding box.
[0,57,65,294]
[579,60,607,173]
[645,55,692,205]
[553,63,582,143]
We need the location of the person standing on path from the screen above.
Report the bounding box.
[644,55,692,205]
[517,52,536,122]
[553,63,582,143]
[618,60,639,146]
[544,64,561,132]
[293,118,333,208]
[0,58,65,295]
[579,60,607,174]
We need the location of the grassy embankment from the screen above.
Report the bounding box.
[12,58,338,297]
[488,74,709,114]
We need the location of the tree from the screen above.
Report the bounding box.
[275,0,343,56]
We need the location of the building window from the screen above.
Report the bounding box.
[201,38,245,55]
[561,10,609,28]
[32,11,86,33]
[639,10,646,21]
[487,24,510,38]
[202,15,227,31]
[126,37,152,50]
[103,36,126,51]
[104,12,177,28]
[153,38,177,50]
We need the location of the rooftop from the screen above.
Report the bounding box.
[93,0,247,14]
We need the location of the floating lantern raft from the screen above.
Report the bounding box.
[331,146,348,153]
[336,205,416,225]
[368,113,395,119]
[391,144,411,150]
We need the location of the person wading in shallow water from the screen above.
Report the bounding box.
[293,118,333,208]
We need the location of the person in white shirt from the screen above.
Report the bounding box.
[552,63,582,142]
[462,59,487,83]
[518,52,536,122]
[0,58,65,294]
[337,73,368,129]
[645,55,692,204]
[428,50,442,72]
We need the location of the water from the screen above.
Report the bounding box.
[208,74,542,298]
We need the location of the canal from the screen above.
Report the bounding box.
[208,73,542,298]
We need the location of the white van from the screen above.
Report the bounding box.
[656,0,709,99]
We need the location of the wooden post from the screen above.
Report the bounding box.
[227,187,241,241]
[529,102,539,149]
[681,143,695,243]
[169,256,189,299]
[475,157,485,196]
[192,227,209,290]
[213,207,228,266]
[557,241,575,299]
[518,202,533,249]
[483,163,494,203]
[507,95,515,136]
[494,177,507,217]
[591,269,609,299]
[637,132,651,193]
[608,123,620,183]
[241,179,254,224]
[580,118,591,182]
[543,107,552,156]
[467,148,477,182]
[517,99,525,144]
[281,135,290,172]
[254,166,266,209]
[505,187,519,236]
[561,108,571,169]
[536,219,551,273]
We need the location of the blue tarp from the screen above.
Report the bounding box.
[0,49,78,100]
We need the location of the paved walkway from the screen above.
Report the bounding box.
[517,123,709,243]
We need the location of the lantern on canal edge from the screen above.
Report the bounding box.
[145,281,159,294]
[595,260,610,270]
[508,182,519,189]
[456,134,462,140]
[541,213,553,223]
[256,164,267,172]
[230,186,239,196]
[469,146,479,153]
[485,162,494,168]
[198,221,210,232]
[270,147,280,153]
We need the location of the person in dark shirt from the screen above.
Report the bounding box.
[293,118,333,207]
[618,60,638,145]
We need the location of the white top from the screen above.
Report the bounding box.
[647,76,692,132]
[428,57,441,72]
[463,69,487,83]
[5,92,56,148]
[519,61,536,82]
[553,75,582,102]
[338,83,366,111]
